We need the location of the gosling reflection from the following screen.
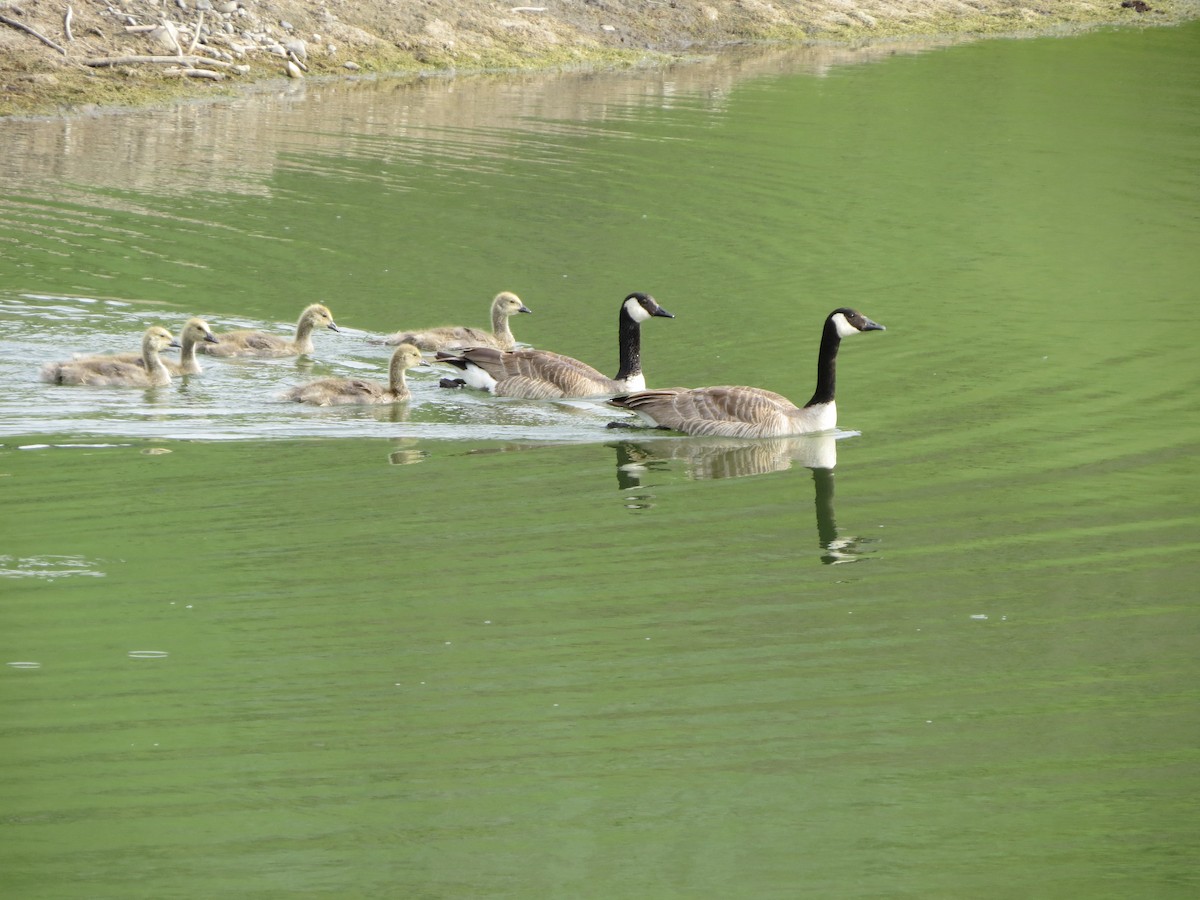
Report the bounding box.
[611,434,871,564]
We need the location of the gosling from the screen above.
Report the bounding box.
[199,303,339,357]
[106,317,219,375]
[41,326,181,387]
[283,342,430,406]
[373,291,532,351]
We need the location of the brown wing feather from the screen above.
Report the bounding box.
[492,350,615,398]
[614,386,799,437]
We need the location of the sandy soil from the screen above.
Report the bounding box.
[1,0,1195,116]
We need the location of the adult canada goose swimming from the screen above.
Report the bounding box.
[609,307,884,437]
[107,317,218,375]
[435,292,673,399]
[372,291,532,351]
[283,342,430,406]
[197,303,339,357]
[41,326,182,387]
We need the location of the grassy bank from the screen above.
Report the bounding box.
[2,0,1197,117]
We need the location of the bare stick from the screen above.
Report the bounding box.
[0,12,69,54]
[64,4,74,42]
[163,20,184,56]
[83,54,239,69]
[187,10,204,54]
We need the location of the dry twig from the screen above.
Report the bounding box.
[0,11,69,54]
[187,10,204,54]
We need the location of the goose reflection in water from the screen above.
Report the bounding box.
[610,433,872,564]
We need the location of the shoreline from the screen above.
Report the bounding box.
[2,0,1198,118]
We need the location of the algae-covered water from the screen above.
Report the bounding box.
[2,24,1199,898]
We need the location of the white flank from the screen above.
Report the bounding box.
[458,361,498,392]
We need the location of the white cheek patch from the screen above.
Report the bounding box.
[832,313,857,338]
[625,298,653,323]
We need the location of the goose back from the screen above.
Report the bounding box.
[437,346,618,398]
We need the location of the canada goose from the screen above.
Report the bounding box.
[283,342,430,406]
[41,326,182,387]
[107,317,218,375]
[373,291,532,351]
[198,303,339,357]
[435,292,674,399]
[609,308,884,437]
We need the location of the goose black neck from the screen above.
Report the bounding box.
[614,307,642,380]
[812,467,838,552]
[804,317,842,407]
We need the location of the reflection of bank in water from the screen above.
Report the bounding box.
[611,432,872,564]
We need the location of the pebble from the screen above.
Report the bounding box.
[150,22,181,51]
[283,38,307,61]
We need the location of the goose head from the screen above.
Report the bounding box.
[830,308,885,338]
[392,342,431,371]
[302,304,340,333]
[622,292,674,323]
[181,317,219,346]
[145,326,182,353]
[495,292,533,317]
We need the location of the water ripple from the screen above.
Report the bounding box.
[0,554,107,579]
[0,294,673,443]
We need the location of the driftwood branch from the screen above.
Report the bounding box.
[186,10,204,54]
[161,20,184,56]
[63,4,74,42]
[0,11,68,54]
[171,66,223,80]
[82,54,239,70]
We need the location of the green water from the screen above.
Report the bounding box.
[3,24,1199,899]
